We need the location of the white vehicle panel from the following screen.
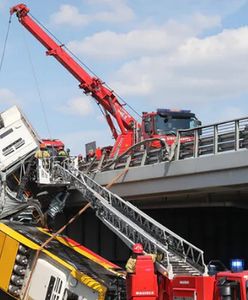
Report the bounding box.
[0,106,39,171]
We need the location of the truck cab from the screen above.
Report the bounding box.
[215,271,248,300]
[142,109,201,146]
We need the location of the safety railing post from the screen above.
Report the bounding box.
[175,132,181,160]
[213,125,218,154]
[235,120,240,151]
[193,129,199,158]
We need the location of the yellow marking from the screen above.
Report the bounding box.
[38,227,119,272]
[0,236,19,291]
[0,224,107,299]
[0,223,40,250]
[0,231,6,258]
[72,269,107,300]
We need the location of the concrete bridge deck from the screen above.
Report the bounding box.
[90,149,248,207]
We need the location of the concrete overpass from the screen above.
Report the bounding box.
[72,116,248,209]
[64,116,248,266]
[91,149,248,208]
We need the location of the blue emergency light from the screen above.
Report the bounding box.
[230,259,244,272]
[157,109,191,114]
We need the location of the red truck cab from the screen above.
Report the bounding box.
[167,271,248,300]
[215,271,248,300]
[142,109,201,147]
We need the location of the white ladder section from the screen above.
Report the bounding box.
[39,161,208,279]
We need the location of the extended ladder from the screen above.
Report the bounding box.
[39,161,208,278]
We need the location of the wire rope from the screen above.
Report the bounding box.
[21,27,53,141]
[30,13,142,120]
[0,15,12,74]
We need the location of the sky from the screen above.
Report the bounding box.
[1,0,248,154]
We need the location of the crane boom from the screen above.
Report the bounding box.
[10,3,139,156]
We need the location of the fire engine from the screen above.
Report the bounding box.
[10,4,201,159]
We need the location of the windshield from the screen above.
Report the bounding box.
[155,115,197,135]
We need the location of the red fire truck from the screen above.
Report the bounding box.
[128,256,247,300]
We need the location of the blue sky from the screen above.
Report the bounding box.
[0,0,248,154]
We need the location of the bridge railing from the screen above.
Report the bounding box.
[175,117,248,160]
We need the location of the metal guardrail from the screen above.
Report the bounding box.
[175,117,248,160]
[79,116,248,173]
[79,138,170,173]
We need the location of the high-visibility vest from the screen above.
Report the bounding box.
[58,150,67,157]
[35,150,50,158]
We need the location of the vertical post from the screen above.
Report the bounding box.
[194,129,199,158]
[175,133,181,160]
[235,120,239,151]
[213,125,218,154]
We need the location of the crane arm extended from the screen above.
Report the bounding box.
[10,3,138,140]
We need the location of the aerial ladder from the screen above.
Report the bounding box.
[37,158,207,280]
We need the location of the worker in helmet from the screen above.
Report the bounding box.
[126,243,163,273]
[35,143,50,159]
[58,146,67,160]
[35,143,50,170]
[126,243,145,273]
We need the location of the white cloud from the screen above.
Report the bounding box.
[59,96,94,116]
[50,0,134,27]
[109,26,248,106]
[50,5,89,26]
[67,14,221,60]
[0,88,19,105]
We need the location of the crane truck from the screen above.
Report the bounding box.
[10,3,201,159]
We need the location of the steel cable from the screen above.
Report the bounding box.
[0,15,12,74]
[30,13,142,119]
[21,27,53,142]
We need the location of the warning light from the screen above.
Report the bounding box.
[230,259,244,272]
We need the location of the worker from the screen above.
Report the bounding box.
[95,147,102,160]
[35,143,50,159]
[47,145,58,157]
[126,243,164,273]
[86,149,95,161]
[58,146,67,159]
[66,148,71,156]
[126,243,146,273]
[35,143,50,170]
[78,154,84,166]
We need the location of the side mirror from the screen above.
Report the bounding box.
[218,285,231,297]
[196,120,202,127]
[144,122,152,134]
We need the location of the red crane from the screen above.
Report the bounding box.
[11,4,201,159]
[10,3,139,158]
